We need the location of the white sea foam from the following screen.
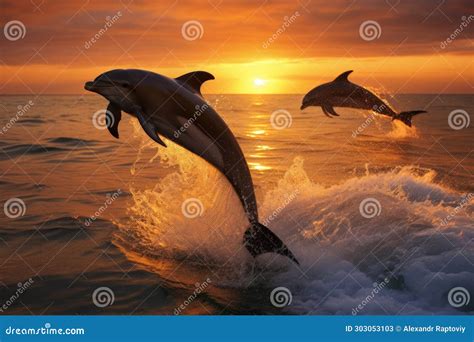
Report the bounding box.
[259,158,473,314]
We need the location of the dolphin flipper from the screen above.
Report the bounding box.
[326,107,340,116]
[244,222,299,265]
[136,109,167,147]
[321,106,332,118]
[106,102,122,139]
[324,106,340,117]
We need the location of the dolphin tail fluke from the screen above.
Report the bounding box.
[243,223,299,265]
[395,110,427,127]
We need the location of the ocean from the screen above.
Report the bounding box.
[0,94,472,315]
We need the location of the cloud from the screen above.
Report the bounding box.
[0,0,472,93]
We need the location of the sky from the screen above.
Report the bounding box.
[0,0,473,94]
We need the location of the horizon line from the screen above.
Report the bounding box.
[1,92,473,96]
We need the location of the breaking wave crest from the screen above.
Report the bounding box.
[260,158,472,315]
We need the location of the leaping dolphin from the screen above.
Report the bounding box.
[301,70,426,127]
[85,69,299,265]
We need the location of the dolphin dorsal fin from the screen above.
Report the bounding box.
[333,70,353,82]
[175,71,215,96]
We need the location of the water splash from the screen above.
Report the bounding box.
[364,88,420,139]
[117,128,472,314]
[387,119,419,139]
[119,120,249,264]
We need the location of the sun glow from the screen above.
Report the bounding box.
[253,78,266,87]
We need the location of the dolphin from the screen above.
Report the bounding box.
[301,70,426,127]
[84,69,299,265]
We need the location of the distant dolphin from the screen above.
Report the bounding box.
[301,70,426,127]
[85,69,299,265]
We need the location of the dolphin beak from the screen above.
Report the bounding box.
[84,81,95,91]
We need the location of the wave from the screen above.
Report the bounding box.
[0,179,47,190]
[0,144,69,160]
[258,159,473,315]
[0,137,111,161]
[17,118,48,125]
[47,137,98,146]
[0,216,113,236]
[116,133,473,314]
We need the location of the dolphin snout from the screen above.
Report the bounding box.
[84,81,94,91]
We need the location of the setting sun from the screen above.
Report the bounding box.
[253,78,266,87]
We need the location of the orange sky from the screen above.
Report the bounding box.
[1,0,472,94]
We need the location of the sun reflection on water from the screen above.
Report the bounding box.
[246,129,267,138]
[256,145,272,151]
[248,162,271,171]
